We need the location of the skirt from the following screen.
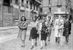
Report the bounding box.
[63,29,70,36]
[41,30,47,41]
[30,27,38,39]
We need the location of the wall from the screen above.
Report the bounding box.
[42,0,49,13]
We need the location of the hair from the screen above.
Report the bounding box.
[20,16,26,21]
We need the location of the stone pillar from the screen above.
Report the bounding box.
[0,0,3,27]
[28,1,30,19]
[23,0,26,7]
[23,0,27,17]
[32,4,34,10]
[38,7,40,14]
[12,0,15,4]
[19,0,22,6]
[35,6,37,11]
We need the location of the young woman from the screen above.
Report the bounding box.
[63,18,71,44]
[40,20,47,49]
[46,16,52,41]
[54,15,64,44]
[18,16,28,47]
[30,16,39,49]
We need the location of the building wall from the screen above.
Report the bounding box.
[0,0,19,27]
[71,0,73,9]
[42,0,49,13]
[18,0,42,20]
[42,0,71,14]
[0,0,42,27]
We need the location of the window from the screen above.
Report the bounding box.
[26,1,28,8]
[15,0,19,5]
[34,5,35,10]
[49,8,51,12]
[36,6,38,11]
[3,0,12,13]
[22,0,24,3]
[8,6,12,13]
[3,0,11,6]
[49,0,50,4]
[30,3,32,9]
[40,8,42,12]
[21,0,24,6]
[39,0,42,2]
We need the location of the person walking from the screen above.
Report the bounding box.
[58,16,64,45]
[54,16,60,44]
[18,16,28,47]
[63,18,71,44]
[40,20,47,49]
[30,16,39,49]
[53,15,64,44]
[46,16,52,41]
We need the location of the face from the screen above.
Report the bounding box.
[21,16,26,21]
[54,15,58,19]
[32,17,36,21]
[22,17,25,20]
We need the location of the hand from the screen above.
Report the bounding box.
[37,31,41,34]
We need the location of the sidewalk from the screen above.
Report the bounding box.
[0,26,72,50]
[0,38,72,50]
[0,24,73,50]
[0,26,19,36]
[0,25,31,43]
[0,26,18,31]
[0,34,17,43]
[0,26,18,43]
[0,23,32,36]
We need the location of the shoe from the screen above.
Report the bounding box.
[21,45,25,47]
[45,43,47,46]
[35,42,37,46]
[29,38,31,41]
[40,47,43,49]
[31,46,34,49]
[48,40,50,41]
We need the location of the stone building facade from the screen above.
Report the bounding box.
[0,0,42,27]
[42,0,72,14]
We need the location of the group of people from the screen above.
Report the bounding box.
[17,14,72,49]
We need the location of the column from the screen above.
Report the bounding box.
[28,1,31,19]
[19,0,22,6]
[35,5,37,11]
[12,0,15,5]
[28,1,30,10]
[23,0,26,7]
[32,4,34,10]
[34,5,35,10]
[38,7,40,14]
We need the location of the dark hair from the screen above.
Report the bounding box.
[20,16,26,21]
[69,15,72,21]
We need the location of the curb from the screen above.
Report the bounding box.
[0,26,19,31]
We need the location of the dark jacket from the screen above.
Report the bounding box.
[41,22,47,33]
[18,16,28,30]
[63,21,71,36]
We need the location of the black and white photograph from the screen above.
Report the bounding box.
[0,0,73,50]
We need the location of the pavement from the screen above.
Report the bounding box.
[0,24,73,50]
[0,24,31,43]
[0,37,72,50]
